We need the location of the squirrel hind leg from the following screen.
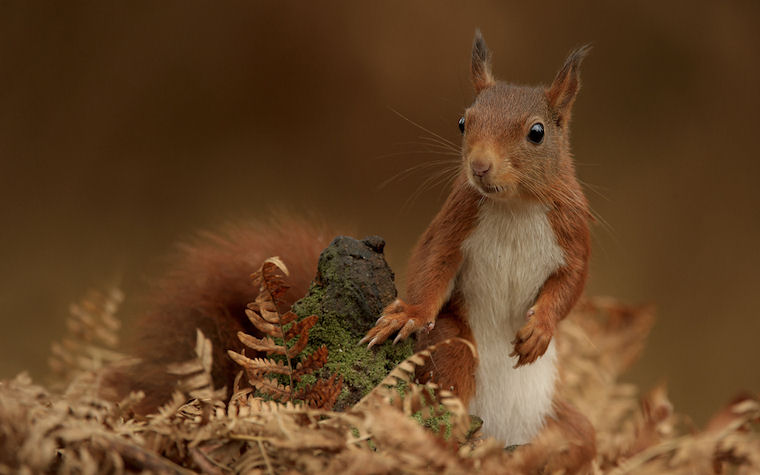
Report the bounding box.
[514,397,597,473]
[414,308,477,407]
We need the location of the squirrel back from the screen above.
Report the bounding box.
[104,217,337,413]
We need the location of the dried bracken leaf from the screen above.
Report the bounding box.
[284,314,318,341]
[252,377,293,402]
[231,396,299,415]
[166,329,226,402]
[244,306,280,337]
[251,256,291,303]
[230,257,344,411]
[293,345,328,381]
[236,333,286,356]
[294,374,344,410]
[4,286,760,474]
[282,318,316,359]
[227,352,293,379]
[48,288,129,384]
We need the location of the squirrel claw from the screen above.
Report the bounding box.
[362,299,431,348]
[393,319,418,345]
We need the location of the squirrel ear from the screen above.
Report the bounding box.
[546,44,592,127]
[471,29,495,94]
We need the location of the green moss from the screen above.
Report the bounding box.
[393,379,409,398]
[406,385,455,440]
[298,373,316,387]
[290,276,454,436]
[292,283,414,410]
[413,409,453,439]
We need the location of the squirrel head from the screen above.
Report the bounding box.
[461,30,591,203]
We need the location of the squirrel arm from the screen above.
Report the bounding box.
[404,175,482,319]
[361,174,481,346]
[511,198,590,366]
[533,204,590,324]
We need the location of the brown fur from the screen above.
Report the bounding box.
[405,174,481,314]
[546,398,597,472]
[102,217,337,414]
[414,296,477,406]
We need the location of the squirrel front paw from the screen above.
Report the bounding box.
[359,299,434,348]
[510,307,555,367]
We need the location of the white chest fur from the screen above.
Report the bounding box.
[459,200,565,445]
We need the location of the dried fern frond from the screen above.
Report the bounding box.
[281,314,317,357]
[608,394,760,474]
[227,352,293,378]
[235,333,285,356]
[293,345,328,381]
[250,377,294,402]
[234,314,317,359]
[294,374,344,410]
[251,256,290,302]
[166,329,226,403]
[229,257,344,410]
[3,294,759,474]
[48,287,129,383]
[244,307,297,336]
[226,371,297,416]
[230,395,300,416]
[284,314,317,341]
[238,257,298,383]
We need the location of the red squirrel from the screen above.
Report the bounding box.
[361,31,593,448]
[108,31,595,462]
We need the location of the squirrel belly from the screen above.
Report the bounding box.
[460,199,564,445]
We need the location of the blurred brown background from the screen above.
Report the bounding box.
[1,2,758,424]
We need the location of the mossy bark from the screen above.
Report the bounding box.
[291,236,414,410]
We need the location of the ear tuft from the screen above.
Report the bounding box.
[471,29,495,94]
[546,44,592,127]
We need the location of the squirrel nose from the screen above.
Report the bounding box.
[471,160,492,178]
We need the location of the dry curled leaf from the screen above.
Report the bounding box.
[251,256,290,302]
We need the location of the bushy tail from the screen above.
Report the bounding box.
[103,217,339,413]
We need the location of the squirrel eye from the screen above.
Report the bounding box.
[527,122,544,144]
[458,117,465,134]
